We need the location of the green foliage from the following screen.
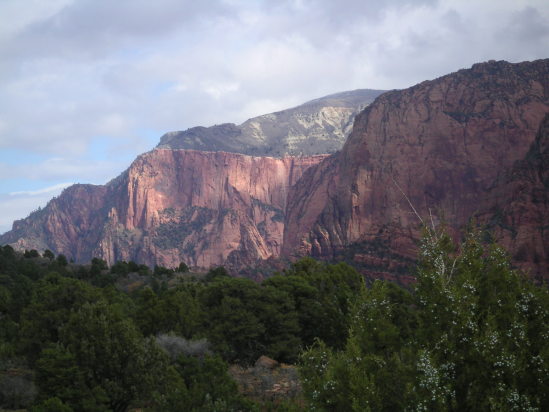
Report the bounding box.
[134,284,201,338]
[266,258,364,349]
[5,227,545,411]
[60,301,168,412]
[24,249,40,258]
[42,250,54,260]
[176,354,257,411]
[154,264,174,277]
[19,273,102,361]
[200,277,268,364]
[56,254,68,267]
[204,265,230,281]
[0,248,264,409]
[199,275,302,364]
[34,344,106,411]
[110,260,130,275]
[31,397,74,412]
[414,229,549,411]
[300,229,549,411]
[91,257,108,270]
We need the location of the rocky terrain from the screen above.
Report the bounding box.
[158,89,384,156]
[1,150,326,268]
[1,61,548,280]
[229,355,301,403]
[282,59,549,280]
[481,113,549,280]
[0,89,381,268]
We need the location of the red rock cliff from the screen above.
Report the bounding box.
[283,59,549,280]
[2,150,326,268]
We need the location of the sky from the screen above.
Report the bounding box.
[0,0,548,234]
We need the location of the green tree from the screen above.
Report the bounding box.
[24,249,40,258]
[34,344,108,411]
[42,250,54,260]
[300,281,417,411]
[157,285,201,338]
[258,284,301,363]
[60,301,168,412]
[110,261,129,276]
[56,254,68,267]
[19,273,101,361]
[178,261,189,273]
[31,397,73,412]
[204,266,230,282]
[200,277,266,364]
[414,229,549,411]
[300,229,549,411]
[270,258,364,349]
[134,287,162,336]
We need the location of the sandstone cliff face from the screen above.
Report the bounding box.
[158,89,384,157]
[481,113,549,279]
[4,184,108,259]
[283,59,549,280]
[1,150,325,268]
[3,61,548,278]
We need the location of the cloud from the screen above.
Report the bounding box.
[9,182,73,196]
[0,156,130,184]
[0,182,73,235]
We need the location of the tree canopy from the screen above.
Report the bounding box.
[300,229,549,411]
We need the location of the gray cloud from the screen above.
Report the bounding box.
[1,0,229,61]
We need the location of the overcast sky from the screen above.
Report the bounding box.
[0,0,548,234]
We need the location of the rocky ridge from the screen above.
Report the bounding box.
[157,89,384,157]
[1,150,326,268]
[481,113,549,279]
[0,89,382,268]
[282,59,549,280]
[2,61,548,279]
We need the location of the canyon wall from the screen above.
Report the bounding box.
[2,60,548,279]
[283,59,549,280]
[1,150,326,268]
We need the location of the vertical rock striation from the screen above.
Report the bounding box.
[283,59,549,280]
[1,150,326,268]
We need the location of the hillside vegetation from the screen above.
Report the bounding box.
[0,227,547,411]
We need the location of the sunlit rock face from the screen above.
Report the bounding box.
[3,61,548,280]
[1,89,383,269]
[0,149,326,268]
[283,59,549,281]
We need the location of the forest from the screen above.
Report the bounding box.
[0,227,548,411]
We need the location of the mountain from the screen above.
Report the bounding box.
[1,150,326,268]
[1,89,382,268]
[157,89,384,156]
[481,112,549,280]
[2,61,548,279]
[282,59,549,281]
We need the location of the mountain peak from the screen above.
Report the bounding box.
[157,89,385,157]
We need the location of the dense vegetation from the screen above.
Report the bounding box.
[300,229,549,411]
[0,227,547,411]
[0,245,361,411]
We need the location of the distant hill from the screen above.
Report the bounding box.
[157,89,385,156]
